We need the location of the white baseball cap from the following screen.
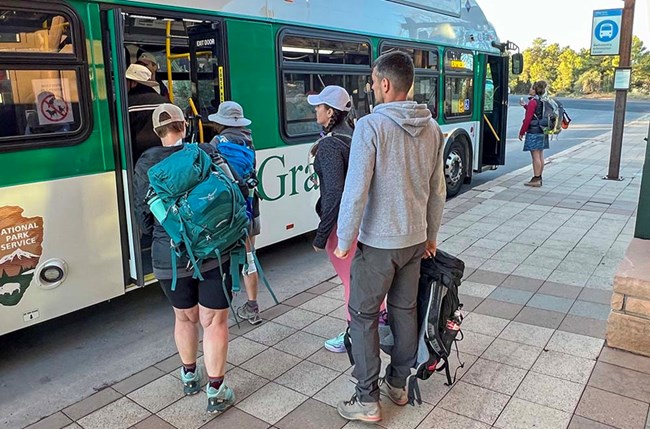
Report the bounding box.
[207,101,252,127]
[125,63,157,88]
[307,86,352,112]
[152,103,185,129]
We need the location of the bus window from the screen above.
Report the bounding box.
[380,43,439,118]
[280,32,371,140]
[0,6,89,148]
[413,75,437,116]
[282,35,371,66]
[283,72,369,136]
[444,76,473,118]
[0,11,75,55]
[443,48,474,119]
[0,69,82,138]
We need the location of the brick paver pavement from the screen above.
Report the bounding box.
[24,118,650,429]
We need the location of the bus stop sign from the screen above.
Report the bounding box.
[591,9,622,56]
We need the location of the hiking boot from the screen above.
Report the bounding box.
[180,367,202,395]
[336,394,382,422]
[237,302,262,325]
[524,177,542,187]
[324,332,346,353]
[379,377,408,406]
[206,383,235,413]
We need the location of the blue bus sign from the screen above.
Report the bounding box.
[591,9,622,56]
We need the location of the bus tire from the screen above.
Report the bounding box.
[445,138,467,197]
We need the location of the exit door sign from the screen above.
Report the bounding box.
[591,9,622,56]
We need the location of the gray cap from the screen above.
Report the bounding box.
[152,103,185,129]
[207,101,252,127]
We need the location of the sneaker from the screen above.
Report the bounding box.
[379,377,408,406]
[237,302,262,325]
[336,394,382,422]
[206,383,235,413]
[180,366,202,395]
[324,332,346,353]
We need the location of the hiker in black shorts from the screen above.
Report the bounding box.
[133,103,235,413]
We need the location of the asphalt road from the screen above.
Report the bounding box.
[1,96,648,429]
[466,96,650,189]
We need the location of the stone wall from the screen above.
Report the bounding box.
[607,238,650,356]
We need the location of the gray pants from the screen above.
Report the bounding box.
[348,241,425,402]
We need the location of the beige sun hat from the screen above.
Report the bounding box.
[125,63,158,88]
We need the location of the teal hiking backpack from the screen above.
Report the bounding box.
[146,144,276,322]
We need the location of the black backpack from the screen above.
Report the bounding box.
[344,249,465,405]
[404,250,465,404]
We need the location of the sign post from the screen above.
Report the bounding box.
[593,1,635,181]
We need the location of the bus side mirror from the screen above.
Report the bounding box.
[511,53,523,75]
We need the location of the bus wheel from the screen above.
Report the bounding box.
[445,139,466,197]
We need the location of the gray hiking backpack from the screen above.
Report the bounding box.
[534,96,570,136]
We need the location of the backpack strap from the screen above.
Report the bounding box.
[213,249,241,328]
[179,222,204,282]
[230,247,242,294]
[330,133,352,147]
[406,374,423,405]
[169,220,205,292]
[343,326,354,365]
[250,248,279,305]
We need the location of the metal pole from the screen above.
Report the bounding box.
[606,0,635,180]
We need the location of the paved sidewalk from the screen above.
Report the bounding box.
[23,118,650,429]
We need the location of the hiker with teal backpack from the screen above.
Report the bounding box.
[133,103,240,413]
[306,85,387,353]
[208,101,264,325]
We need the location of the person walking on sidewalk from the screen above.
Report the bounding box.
[307,85,388,353]
[519,80,550,187]
[333,51,446,422]
[208,101,263,325]
[134,104,235,413]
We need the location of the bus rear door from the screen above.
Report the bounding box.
[480,54,509,167]
[102,8,147,287]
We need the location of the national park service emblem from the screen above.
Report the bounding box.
[0,206,44,306]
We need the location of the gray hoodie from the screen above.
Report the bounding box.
[337,101,446,251]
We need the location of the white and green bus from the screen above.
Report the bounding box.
[0,0,521,335]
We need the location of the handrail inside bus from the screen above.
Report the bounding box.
[483,114,500,142]
[188,97,204,143]
[166,20,176,103]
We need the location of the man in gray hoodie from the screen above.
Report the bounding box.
[334,51,446,422]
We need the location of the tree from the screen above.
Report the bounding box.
[555,48,579,93]
[630,36,650,93]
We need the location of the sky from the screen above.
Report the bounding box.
[478,0,650,51]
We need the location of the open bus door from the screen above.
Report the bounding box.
[101,10,228,288]
[102,8,148,287]
[480,54,509,167]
